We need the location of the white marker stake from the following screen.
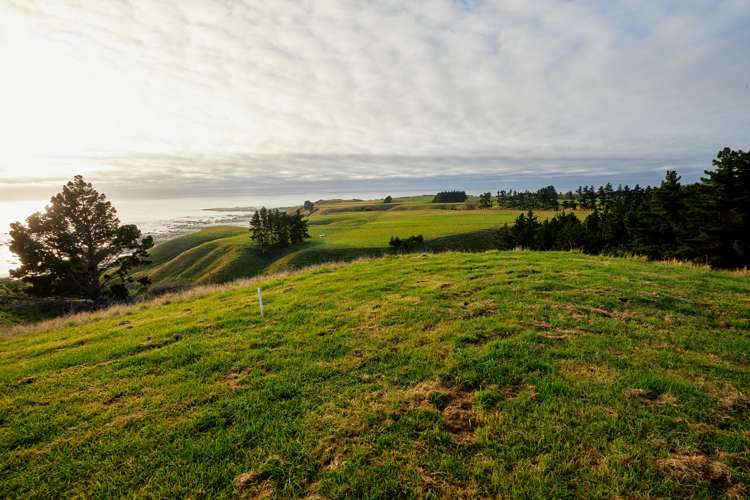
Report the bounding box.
[257,288,265,317]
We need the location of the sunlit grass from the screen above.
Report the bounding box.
[1,251,748,497]
[139,204,563,288]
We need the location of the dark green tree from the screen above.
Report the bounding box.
[510,210,541,249]
[686,148,750,267]
[9,175,153,301]
[384,196,393,203]
[479,192,493,208]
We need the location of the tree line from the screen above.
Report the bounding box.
[433,190,467,203]
[249,207,310,252]
[495,148,749,268]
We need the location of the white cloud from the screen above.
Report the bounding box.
[0,0,748,198]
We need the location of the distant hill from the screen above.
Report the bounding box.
[136,199,560,289]
[1,251,748,497]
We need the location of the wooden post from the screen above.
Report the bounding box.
[257,288,264,317]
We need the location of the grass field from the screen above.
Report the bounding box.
[1,251,748,497]
[139,198,560,288]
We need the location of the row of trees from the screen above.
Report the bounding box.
[249,207,310,252]
[494,186,560,210]
[433,190,467,203]
[495,148,750,268]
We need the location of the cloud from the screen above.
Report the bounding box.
[0,0,748,198]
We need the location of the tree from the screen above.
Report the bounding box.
[9,175,153,301]
[384,196,393,203]
[686,148,750,267]
[510,210,541,249]
[288,210,310,244]
[250,208,270,252]
[479,192,493,208]
[303,200,314,212]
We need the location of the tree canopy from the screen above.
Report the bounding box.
[9,176,153,301]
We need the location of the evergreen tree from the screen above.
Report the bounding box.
[479,192,493,208]
[687,148,750,267]
[510,210,541,248]
[9,176,153,301]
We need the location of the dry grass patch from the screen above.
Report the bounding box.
[561,362,616,384]
[658,452,733,486]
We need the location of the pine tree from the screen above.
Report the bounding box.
[9,176,153,301]
[687,148,750,267]
[479,192,493,208]
[249,210,267,252]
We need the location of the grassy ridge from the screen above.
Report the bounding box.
[140,204,560,289]
[1,251,748,497]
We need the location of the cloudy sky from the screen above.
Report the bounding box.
[0,0,748,200]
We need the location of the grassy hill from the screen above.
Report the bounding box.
[139,200,559,289]
[1,251,748,497]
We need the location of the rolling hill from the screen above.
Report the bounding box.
[138,200,560,289]
[1,251,748,497]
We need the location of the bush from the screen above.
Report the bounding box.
[389,234,424,250]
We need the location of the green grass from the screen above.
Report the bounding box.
[140,203,560,289]
[1,251,748,497]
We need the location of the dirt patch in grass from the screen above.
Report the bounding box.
[233,472,273,498]
[413,381,478,440]
[461,299,498,319]
[561,362,615,384]
[560,304,586,321]
[534,319,552,329]
[220,366,255,391]
[137,334,182,351]
[658,452,732,486]
[442,390,475,433]
[106,413,144,429]
[16,375,37,386]
[590,307,613,317]
[718,390,750,410]
[624,388,679,405]
[500,383,538,401]
[727,483,747,499]
[538,332,567,341]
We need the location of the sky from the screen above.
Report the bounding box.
[0,0,748,201]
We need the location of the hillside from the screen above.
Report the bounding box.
[139,200,559,289]
[1,251,749,497]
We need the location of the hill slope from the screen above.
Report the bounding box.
[2,252,749,497]
[139,204,559,289]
